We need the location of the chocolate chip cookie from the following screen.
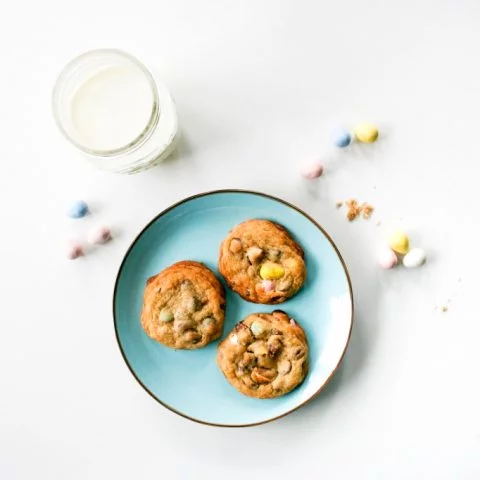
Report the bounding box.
[141,261,226,349]
[218,219,306,304]
[217,311,309,399]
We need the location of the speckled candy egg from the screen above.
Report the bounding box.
[387,230,410,254]
[261,279,275,292]
[403,248,426,268]
[67,242,84,260]
[301,162,324,179]
[354,123,379,143]
[377,246,398,269]
[332,129,351,148]
[87,225,112,245]
[67,200,89,219]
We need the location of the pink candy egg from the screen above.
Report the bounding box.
[377,246,398,269]
[261,280,275,292]
[87,226,112,245]
[67,242,84,260]
[301,162,324,179]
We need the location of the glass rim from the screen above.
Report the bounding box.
[52,48,159,157]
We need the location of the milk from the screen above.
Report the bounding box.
[70,66,155,152]
[53,49,179,173]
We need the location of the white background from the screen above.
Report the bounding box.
[1,1,479,478]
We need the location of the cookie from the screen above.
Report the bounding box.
[218,219,306,304]
[217,311,309,399]
[141,261,226,349]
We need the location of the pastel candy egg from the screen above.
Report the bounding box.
[388,230,410,254]
[67,242,84,260]
[250,321,264,337]
[260,262,285,280]
[87,226,112,245]
[67,200,89,219]
[159,309,174,322]
[354,123,379,143]
[301,162,324,179]
[333,129,351,148]
[202,317,216,334]
[377,246,398,269]
[261,279,275,292]
[403,248,426,268]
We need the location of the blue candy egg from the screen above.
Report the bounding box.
[67,200,89,219]
[333,129,351,148]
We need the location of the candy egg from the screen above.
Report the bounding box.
[332,129,351,148]
[202,317,216,334]
[301,162,324,179]
[159,309,174,322]
[261,279,275,292]
[67,200,89,219]
[387,230,410,254]
[250,321,264,337]
[403,248,426,268]
[260,262,285,280]
[202,317,215,327]
[87,225,112,245]
[377,246,398,269]
[67,242,84,260]
[354,122,379,143]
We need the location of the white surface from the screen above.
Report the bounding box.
[1,1,479,479]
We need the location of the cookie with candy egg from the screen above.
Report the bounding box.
[217,310,309,399]
[218,219,306,304]
[141,261,226,349]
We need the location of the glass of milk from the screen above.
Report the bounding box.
[52,49,179,174]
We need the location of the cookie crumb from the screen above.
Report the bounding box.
[376,220,382,227]
[335,201,343,208]
[340,198,374,221]
[440,306,448,313]
[361,203,374,219]
[346,199,359,221]
[347,209,358,221]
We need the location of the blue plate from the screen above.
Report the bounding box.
[114,190,353,426]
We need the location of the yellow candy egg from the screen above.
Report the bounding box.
[387,230,410,254]
[354,122,379,143]
[259,262,285,280]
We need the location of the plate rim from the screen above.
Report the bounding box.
[113,189,354,427]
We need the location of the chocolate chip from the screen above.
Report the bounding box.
[183,330,202,344]
[267,248,281,261]
[293,347,306,359]
[267,335,282,357]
